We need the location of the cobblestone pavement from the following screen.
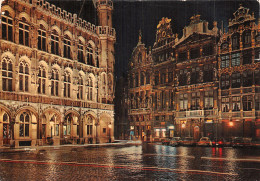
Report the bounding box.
[0,143,260,180]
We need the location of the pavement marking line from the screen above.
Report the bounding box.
[201,157,260,163]
[0,158,238,177]
[144,154,195,158]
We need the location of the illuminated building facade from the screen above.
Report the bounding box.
[128,5,260,141]
[0,0,116,147]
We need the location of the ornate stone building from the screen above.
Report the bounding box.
[0,0,116,147]
[128,5,260,141]
[218,5,260,139]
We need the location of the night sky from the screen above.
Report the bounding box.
[50,0,259,79]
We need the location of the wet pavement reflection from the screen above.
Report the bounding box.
[1,144,260,180]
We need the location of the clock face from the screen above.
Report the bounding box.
[162,31,166,37]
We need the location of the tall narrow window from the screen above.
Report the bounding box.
[19,18,29,46]
[135,73,139,87]
[77,76,83,99]
[221,73,230,90]
[87,77,93,101]
[38,25,46,51]
[1,11,13,42]
[221,54,230,68]
[179,94,188,111]
[38,66,46,94]
[203,64,213,82]
[232,96,241,111]
[191,67,200,84]
[168,71,173,83]
[191,92,200,110]
[78,40,84,63]
[222,97,230,112]
[243,30,251,48]
[51,30,59,55]
[243,50,252,65]
[154,71,159,86]
[87,44,94,66]
[64,114,72,136]
[140,72,145,86]
[255,70,260,86]
[1,57,13,91]
[64,72,71,98]
[204,91,213,110]
[63,35,71,59]
[232,33,239,50]
[179,69,187,86]
[231,53,240,67]
[138,53,142,62]
[146,72,150,84]
[19,112,29,137]
[242,95,252,111]
[51,69,59,96]
[19,61,29,92]
[161,73,166,84]
[242,70,253,87]
[231,72,241,88]
[256,94,260,110]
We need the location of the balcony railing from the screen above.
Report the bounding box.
[243,111,254,117]
[186,110,204,117]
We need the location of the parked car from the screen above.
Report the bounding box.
[162,138,171,145]
[197,137,212,146]
[232,137,252,148]
[182,137,196,146]
[212,138,225,147]
[170,137,182,147]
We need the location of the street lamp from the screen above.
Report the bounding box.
[229,121,233,139]
[181,122,186,138]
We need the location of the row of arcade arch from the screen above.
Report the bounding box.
[0,105,113,147]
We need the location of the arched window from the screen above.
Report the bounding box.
[87,76,93,101]
[78,40,84,63]
[50,115,59,136]
[19,17,29,46]
[64,71,71,98]
[63,35,71,59]
[19,61,29,92]
[3,113,11,143]
[232,33,239,50]
[77,76,83,100]
[51,69,59,96]
[64,114,72,136]
[38,24,46,51]
[1,11,13,42]
[38,66,46,94]
[86,116,93,136]
[243,30,251,48]
[19,112,29,137]
[87,44,94,66]
[140,72,144,86]
[1,56,13,91]
[51,29,59,55]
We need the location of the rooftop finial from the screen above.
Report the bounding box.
[138,29,142,44]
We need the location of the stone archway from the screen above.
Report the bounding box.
[41,108,62,146]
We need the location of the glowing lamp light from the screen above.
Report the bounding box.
[181,124,186,128]
[229,121,234,127]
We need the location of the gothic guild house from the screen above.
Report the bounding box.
[0,0,116,147]
[128,5,260,142]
